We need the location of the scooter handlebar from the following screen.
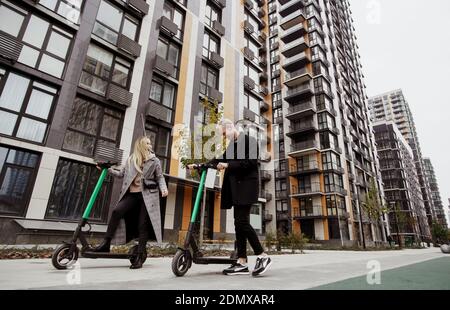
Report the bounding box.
[188,163,217,171]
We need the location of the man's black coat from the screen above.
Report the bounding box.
[208,133,260,210]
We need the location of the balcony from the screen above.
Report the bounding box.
[154,55,175,77]
[273,99,283,109]
[204,86,223,103]
[243,20,255,35]
[281,23,307,43]
[284,83,314,103]
[293,206,324,219]
[128,0,150,15]
[325,185,347,196]
[289,140,320,157]
[117,34,141,58]
[287,120,318,137]
[280,9,306,30]
[260,101,270,112]
[243,107,256,122]
[282,37,309,58]
[279,0,306,18]
[159,16,178,37]
[282,51,311,72]
[259,85,269,97]
[0,30,23,63]
[284,68,312,87]
[322,163,345,175]
[289,160,320,176]
[272,116,282,125]
[244,76,256,91]
[260,72,269,82]
[208,51,224,69]
[106,84,133,107]
[211,0,227,9]
[264,211,273,222]
[291,182,323,197]
[260,191,273,202]
[212,20,226,37]
[286,101,316,120]
[261,170,272,182]
[242,47,255,61]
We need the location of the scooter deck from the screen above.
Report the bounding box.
[194,257,237,265]
[82,251,132,259]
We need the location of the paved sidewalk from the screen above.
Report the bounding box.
[0,248,447,290]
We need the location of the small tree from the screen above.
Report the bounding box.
[281,232,309,254]
[431,221,448,245]
[264,231,277,252]
[362,179,384,224]
[177,97,225,175]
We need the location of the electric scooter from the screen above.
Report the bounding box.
[51,142,146,270]
[171,164,237,277]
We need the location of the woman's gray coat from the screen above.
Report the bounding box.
[107,155,167,245]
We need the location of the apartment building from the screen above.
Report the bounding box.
[266,0,387,245]
[373,122,431,243]
[0,0,277,244]
[369,89,435,230]
[423,158,448,228]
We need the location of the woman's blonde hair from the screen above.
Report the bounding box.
[129,136,152,174]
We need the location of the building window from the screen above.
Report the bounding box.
[205,1,222,28]
[93,0,140,45]
[0,70,57,143]
[202,31,220,59]
[62,97,124,156]
[38,0,84,24]
[162,1,185,40]
[0,145,40,217]
[200,63,219,96]
[244,61,259,84]
[156,37,181,79]
[79,44,132,96]
[244,92,260,119]
[0,2,74,78]
[145,123,171,173]
[46,158,112,222]
[149,77,176,124]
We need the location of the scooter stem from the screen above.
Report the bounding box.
[190,169,207,223]
[82,168,108,220]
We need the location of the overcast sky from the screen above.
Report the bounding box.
[349,0,450,224]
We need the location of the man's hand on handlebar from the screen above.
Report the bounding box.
[216,162,228,171]
[186,163,228,171]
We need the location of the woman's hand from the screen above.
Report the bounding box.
[161,189,169,197]
[186,164,197,170]
[217,162,228,171]
[96,164,102,171]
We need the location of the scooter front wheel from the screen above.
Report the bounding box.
[172,249,192,277]
[52,243,79,270]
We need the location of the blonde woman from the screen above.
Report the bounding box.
[92,136,168,269]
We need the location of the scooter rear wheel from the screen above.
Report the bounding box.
[129,245,147,265]
[52,243,79,270]
[172,249,191,277]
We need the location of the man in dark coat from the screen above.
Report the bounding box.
[188,119,272,277]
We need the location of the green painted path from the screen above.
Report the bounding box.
[311,257,450,290]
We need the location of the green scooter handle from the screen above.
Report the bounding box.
[82,168,108,220]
